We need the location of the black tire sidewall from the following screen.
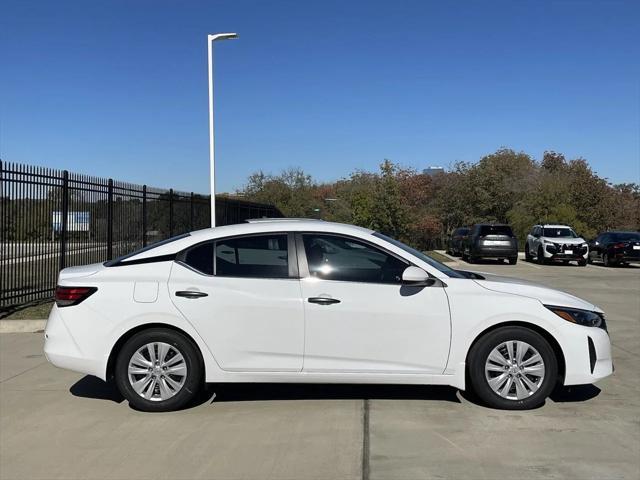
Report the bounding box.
[468,326,558,410]
[115,328,203,412]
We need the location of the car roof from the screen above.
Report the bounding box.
[191,219,374,238]
[539,224,572,228]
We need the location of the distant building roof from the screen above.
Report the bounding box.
[423,166,445,176]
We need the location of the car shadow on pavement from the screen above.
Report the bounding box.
[69,377,601,409]
[69,377,461,407]
[205,383,461,404]
[550,384,601,403]
[70,376,124,403]
[462,259,510,265]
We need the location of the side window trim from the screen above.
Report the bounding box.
[177,232,296,279]
[294,231,411,283]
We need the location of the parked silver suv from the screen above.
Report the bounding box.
[525,224,588,266]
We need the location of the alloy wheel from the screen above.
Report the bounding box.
[484,340,545,401]
[127,342,188,401]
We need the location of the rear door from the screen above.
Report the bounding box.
[169,233,304,372]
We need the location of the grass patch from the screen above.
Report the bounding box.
[425,250,454,263]
[2,301,54,320]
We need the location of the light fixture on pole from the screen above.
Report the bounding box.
[208,32,238,227]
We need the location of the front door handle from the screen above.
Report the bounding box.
[175,290,208,299]
[308,297,341,305]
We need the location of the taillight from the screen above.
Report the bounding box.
[613,243,626,249]
[55,286,97,307]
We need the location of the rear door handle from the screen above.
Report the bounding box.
[175,290,208,299]
[308,297,341,305]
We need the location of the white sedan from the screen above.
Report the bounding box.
[44,219,613,411]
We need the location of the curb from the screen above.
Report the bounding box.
[0,319,47,333]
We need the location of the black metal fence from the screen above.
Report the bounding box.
[0,160,282,309]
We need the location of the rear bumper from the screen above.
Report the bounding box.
[613,253,640,262]
[43,306,105,379]
[473,246,518,258]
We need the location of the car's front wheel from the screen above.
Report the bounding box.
[115,328,203,412]
[524,244,532,262]
[468,326,558,410]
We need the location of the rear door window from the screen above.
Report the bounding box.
[215,234,289,278]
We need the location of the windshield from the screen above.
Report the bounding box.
[543,227,577,238]
[104,233,190,266]
[373,232,465,278]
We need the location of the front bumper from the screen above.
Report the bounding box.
[544,244,588,260]
[562,326,613,385]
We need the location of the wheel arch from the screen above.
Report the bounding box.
[106,323,205,381]
[465,321,566,384]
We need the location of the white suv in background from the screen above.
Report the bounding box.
[525,224,588,266]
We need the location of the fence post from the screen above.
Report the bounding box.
[169,188,174,237]
[190,192,194,231]
[59,170,69,271]
[107,179,113,260]
[142,185,147,247]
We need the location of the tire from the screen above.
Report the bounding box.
[524,245,532,262]
[115,328,203,412]
[508,257,517,265]
[467,326,558,410]
[537,247,546,265]
[603,253,614,267]
[577,259,587,267]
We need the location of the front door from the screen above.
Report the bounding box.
[297,233,451,374]
[169,233,304,372]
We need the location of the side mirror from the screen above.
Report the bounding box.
[402,266,437,287]
[533,233,540,238]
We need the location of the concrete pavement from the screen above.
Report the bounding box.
[0,259,638,479]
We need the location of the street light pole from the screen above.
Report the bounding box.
[208,32,238,227]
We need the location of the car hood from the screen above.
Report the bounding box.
[471,272,601,312]
[540,237,586,244]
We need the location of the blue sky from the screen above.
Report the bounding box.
[1,0,639,193]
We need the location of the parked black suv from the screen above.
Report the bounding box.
[446,227,470,256]
[462,224,518,264]
[588,231,640,267]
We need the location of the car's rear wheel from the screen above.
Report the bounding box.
[468,326,557,410]
[115,328,203,412]
[508,257,517,265]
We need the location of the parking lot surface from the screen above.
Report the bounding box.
[1,259,639,480]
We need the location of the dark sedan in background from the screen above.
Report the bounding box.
[446,227,470,256]
[462,224,518,264]
[588,231,640,267]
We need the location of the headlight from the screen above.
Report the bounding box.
[545,305,604,328]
